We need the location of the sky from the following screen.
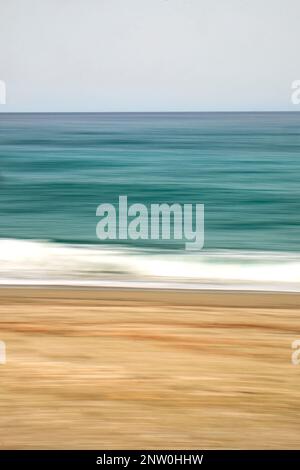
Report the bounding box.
[0,0,300,112]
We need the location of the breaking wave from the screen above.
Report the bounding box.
[0,238,300,291]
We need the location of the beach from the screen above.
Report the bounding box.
[1,0,300,459]
[0,287,299,449]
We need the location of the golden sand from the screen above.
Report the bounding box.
[0,287,299,449]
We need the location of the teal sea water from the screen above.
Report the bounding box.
[0,112,300,290]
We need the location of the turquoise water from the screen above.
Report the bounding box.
[0,112,300,289]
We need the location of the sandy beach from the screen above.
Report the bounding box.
[0,287,299,449]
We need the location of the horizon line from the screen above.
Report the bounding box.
[0,110,300,114]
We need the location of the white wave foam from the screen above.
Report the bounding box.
[0,238,300,291]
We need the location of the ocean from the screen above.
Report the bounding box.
[0,112,300,290]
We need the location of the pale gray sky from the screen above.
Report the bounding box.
[0,0,299,112]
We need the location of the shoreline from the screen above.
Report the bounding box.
[1,284,300,307]
[1,280,300,294]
